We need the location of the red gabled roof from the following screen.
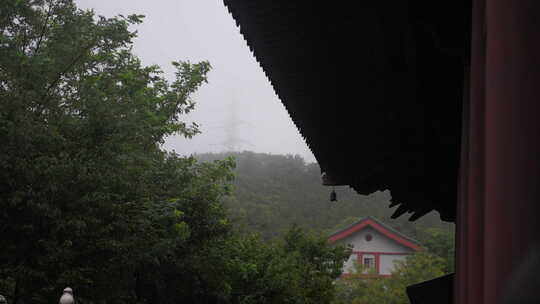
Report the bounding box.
[328,217,421,251]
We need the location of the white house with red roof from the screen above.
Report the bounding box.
[329,216,421,276]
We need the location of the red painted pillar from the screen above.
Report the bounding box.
[484,0,540,302]
[456,0,486,302]
[375,253,381,275]
[457,0,540,303]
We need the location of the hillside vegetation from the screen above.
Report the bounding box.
[196,151,454,241]
[197,152,455,304]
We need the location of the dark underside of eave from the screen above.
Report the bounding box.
[223,1,471,222]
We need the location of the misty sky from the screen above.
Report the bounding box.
[74,0,316,163]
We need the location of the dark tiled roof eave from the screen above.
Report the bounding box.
[223,1,470,222]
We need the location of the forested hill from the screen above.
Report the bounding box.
[195,151,453,240]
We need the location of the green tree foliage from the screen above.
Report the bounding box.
[418,228,455,273]
[219,227,351,304]
[332,251,446,304]
[0,0,221,302]
[0,1,350,303]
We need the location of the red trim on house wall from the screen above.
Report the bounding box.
[375,254,380,274]
[351,251,414,276]
[355,252,379,274]
[342,251,397,278]
[329,219,421,251]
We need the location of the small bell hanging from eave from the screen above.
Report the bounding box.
[330,187,337,202]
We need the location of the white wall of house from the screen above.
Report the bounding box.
[342,252,357,273]
[379,254,408,275]
[334,226,415,274]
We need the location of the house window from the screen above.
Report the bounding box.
[363,257,375,269]
[358,254,379,274]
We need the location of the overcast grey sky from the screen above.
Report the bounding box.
[74,0,316,163]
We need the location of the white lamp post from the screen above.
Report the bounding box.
[59,287,74,304]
